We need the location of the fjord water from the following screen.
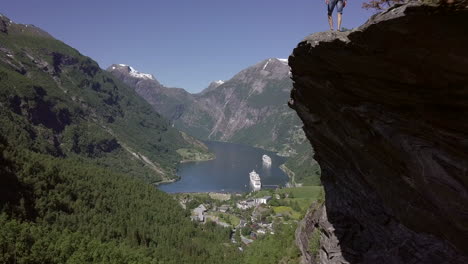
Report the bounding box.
[159,141,289,193]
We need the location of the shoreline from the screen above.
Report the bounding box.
[155,155,216,186]
[171,191,244,195]
[153,177,178,186]
[179,156,215,164]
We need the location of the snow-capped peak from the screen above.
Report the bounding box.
[128,66,155,80]
[214,80,224,85]
[113,64,154,80]
[276,58,288,65]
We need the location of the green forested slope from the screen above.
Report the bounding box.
[0,138,237,263]
[0,17,209,183]
[0,16,236,263]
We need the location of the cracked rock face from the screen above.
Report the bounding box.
[289,2,468,263]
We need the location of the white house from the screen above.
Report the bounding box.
[237,196,272,210]
[236,199,257,210]
[191,204,207,222]
[255,196,272,205]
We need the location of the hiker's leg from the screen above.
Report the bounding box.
[337,13,342,31]
[336,0,344,31]
[327,0,336,30]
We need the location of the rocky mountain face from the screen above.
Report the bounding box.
[201,80,225,95]
[107,64,194,121]
[108,58,297,147]
[289,1,468,263]
[189,58,299,149]
[109,58,321,184]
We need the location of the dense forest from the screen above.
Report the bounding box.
[0,137,238,263]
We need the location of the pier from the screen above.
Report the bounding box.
[262,185,280,189]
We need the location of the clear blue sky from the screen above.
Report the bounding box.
[3,0,373,92]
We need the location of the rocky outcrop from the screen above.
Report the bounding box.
[296,203,349,264]
[0,15,9,34]
[289,1,468,263]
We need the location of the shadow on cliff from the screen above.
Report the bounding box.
[290,1,468,263]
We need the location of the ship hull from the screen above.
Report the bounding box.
[249,170,262,191]
[250,181,261,191]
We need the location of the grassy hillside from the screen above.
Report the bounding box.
[284,143,321,186]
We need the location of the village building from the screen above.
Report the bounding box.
[237,196,272,210]
[255,196,272,204]
[239,219,247,228]
[191,204,207,222]
[218,204,230,213]
[236,199,257,209]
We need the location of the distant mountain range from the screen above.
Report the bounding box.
[108,59,321,185]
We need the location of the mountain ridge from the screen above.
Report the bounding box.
[108,57,321,185]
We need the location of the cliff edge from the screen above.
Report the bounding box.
[289,1,468,263]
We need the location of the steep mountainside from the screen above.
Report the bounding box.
[289,2,468,263]
[0,15,209,183]
[0,14,238,263]
[108,64,195,121]
[193,59,299,150]
[109,58,321,185]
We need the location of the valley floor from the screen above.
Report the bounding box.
[174,186,324,263]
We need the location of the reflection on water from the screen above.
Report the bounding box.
[158,141,288,193]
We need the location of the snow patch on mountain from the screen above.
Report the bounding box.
[277,58,288,65]
[128,66,155,80]
[263,59,271,70]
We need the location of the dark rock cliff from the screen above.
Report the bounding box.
[289,2,468,263]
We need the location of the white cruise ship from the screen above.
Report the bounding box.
[262,154,272,166]
[249,170,261,191]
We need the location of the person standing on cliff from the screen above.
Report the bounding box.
[326,0,347,31]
